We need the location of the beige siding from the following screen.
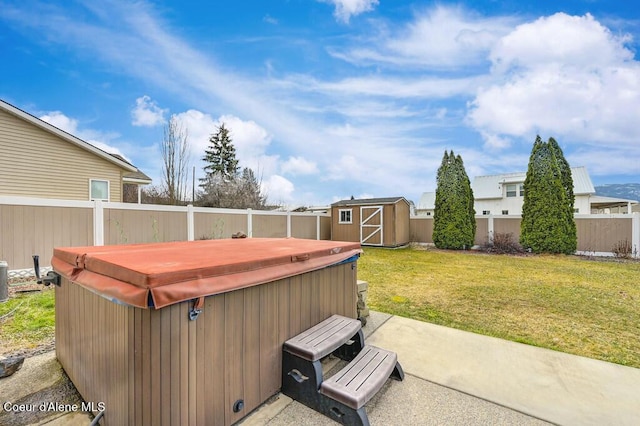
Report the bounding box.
[331,206,361,243]
[395,201,411,246]
[0,109,123,201]
[333,201,411,247]
[56,261,357,426]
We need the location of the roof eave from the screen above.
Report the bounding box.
[0,100,137,173]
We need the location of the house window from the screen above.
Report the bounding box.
[426,212,431,216]
[482,210,491,215]
[90,179,110,201]
[506,183,525,197]
[502,210,509,215]
[338,209,352,224]
[574,208,579,213]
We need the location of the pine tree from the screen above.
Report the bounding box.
[200,123,239,185]
[197,124,267,209]
[520,136,576,253]
[433,150,476,249]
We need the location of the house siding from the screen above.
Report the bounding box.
[0,109,123,201]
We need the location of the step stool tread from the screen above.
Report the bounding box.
[319,345,397,410]
[284,314,361,362]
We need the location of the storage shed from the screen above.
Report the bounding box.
[331,197,411,247]
[51,238,361,426]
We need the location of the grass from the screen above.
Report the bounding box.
[358,246,640,368]
[0,287,55,355]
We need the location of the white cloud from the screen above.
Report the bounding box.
[468,12,640,149]
[39,111,130,160]
[490,13,633,73]
[131,95,167,127]
[173,109,282,192]
[218,115,272,161]
[319,0,378,24]
[262,175,295,203]
[331,5,515,68]
[263,14,278,25]
[281,156,319,176]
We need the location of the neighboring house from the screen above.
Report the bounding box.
[0,99,151,203]
[416,167,637,216]
[415,192,435,217]
[331,197,410,247]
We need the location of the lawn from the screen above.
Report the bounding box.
[358,245,640,368]
[0,287,55,355]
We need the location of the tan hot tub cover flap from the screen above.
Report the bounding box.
[52,238,362,309]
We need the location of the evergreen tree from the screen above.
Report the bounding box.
[549,137,577,251]
[200,123,239,185]
[433,150,476,249]
[520,136,576,253]
[197,123,267,209]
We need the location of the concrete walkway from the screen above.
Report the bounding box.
[243,311,640,426]
[2,311,638,425]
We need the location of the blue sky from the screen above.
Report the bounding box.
[1,0,639,207]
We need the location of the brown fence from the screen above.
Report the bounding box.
[410,214,640,256]
[0,197,331,270]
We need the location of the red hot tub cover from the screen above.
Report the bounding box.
[52,238,362,309]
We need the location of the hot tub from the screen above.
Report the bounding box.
[51,238,361,425]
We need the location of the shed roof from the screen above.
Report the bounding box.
[473,166,595,199]
[332,196,409,207]
[0,99,149,179]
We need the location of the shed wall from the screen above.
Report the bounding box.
[332,201,410,247]
[394,201,411,246]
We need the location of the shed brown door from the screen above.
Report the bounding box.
[360,206,383,246]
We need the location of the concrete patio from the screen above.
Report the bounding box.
[1,311,638,425]
[241,311,640,426]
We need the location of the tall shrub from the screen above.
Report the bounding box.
[520,136,576,253]
[433,150,476,249]
[549,137,577,251]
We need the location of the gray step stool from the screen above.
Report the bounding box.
[282,315,404,425]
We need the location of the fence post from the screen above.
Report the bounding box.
[247,208,253,238]
[487,214,494,242]
[633,212,640,259]
[0,260,8,303]
[187,204,195,241]
[316,214,321,240]
[94,200,104,246]
[287,211,292,238]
